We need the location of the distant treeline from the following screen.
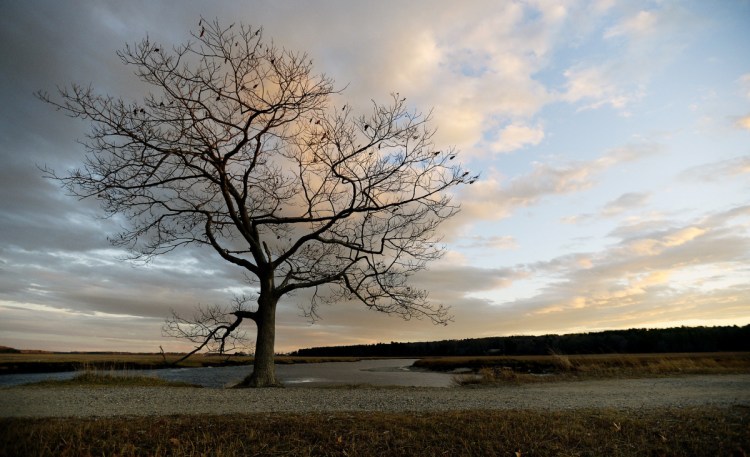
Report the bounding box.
[290,325,750,357]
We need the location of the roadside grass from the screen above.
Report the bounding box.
[414,352,750,386]
[1,407,747,456]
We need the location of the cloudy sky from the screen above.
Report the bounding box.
[1,1,749,353]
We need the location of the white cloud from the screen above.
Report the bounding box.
[458,163,594,223]
[558,4,698,116]
[562,65,611,103]
[511,205,750,327]
[738,73,750,99]
[492,122,545,153]
[561,64,639,112]
[623,226,707,257]
[735,115,750,130]
[604,10,657,39]
[453,142,660,230]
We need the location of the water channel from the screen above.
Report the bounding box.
[0,359,455,388]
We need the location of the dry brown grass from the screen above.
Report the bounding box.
[26,370,202,388]
[0,353,369,375]
[414,352,750,386]
[1,407,747,456]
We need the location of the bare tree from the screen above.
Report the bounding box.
[39,19,474,387]
[164,296,255,364]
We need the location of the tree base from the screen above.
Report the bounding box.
[232,373,283,388]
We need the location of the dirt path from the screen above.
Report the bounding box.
[1,374,748,417]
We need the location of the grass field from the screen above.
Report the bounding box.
[1,407,747,456]
[2,352,749,455]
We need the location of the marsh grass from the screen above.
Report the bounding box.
[0,353,369,375]
[26,366,201,388]
[451,366,539,387]
[416,352,750,386]
[1,407,747,456]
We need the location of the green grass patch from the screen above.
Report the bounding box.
[1,407,747,456]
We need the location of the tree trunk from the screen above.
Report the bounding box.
[238,292,280,387]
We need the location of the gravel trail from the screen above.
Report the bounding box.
[1,375,748,417]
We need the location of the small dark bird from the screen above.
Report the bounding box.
[469,180,476,184]
[315,120,320,125]
[255,30,260,36]
[462,171,469,176]
[253,83,258,89]
[159,102,164,107]
[276,235,281,239]
[342,105,346,111]
[433,151,440,156]
[153,48,159,52]
[140,108,145,113]
[449,155,455,160]
[364,124,370,131]
[133,108,138,114]
[200,27,205,37]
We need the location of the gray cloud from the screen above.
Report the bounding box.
[601,192,651,217]
[678,155,750,183]
[562,191,652,224]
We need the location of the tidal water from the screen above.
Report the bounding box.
[0,358,454,388]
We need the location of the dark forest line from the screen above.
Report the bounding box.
[290,325,750,357]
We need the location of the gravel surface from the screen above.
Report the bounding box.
[1,375,748,417]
